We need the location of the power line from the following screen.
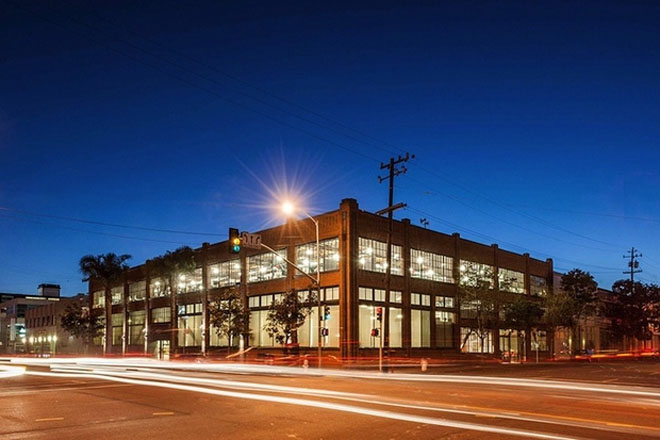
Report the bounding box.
[0,206,225,237]
[507,206,660,224]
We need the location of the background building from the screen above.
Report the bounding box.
[0,284,62,354]
[88,199,553,359]
[25,293,88,355]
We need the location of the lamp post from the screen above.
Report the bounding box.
[282,201,322,368]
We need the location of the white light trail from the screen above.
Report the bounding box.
[26,370,576,440]
[0,365,25,379]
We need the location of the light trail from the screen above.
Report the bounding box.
[0,365,25,379]
[51,366,660,438]
[6,357,660,400]
[25,370,577,440]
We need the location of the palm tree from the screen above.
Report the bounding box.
[150,246,196,355]
[80,253,131,355]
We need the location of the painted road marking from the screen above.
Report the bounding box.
[152,411,174,416]
[35,417,64,422]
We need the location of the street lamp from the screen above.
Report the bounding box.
[281,200,322,368]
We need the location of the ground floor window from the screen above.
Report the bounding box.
[411,309,431,347]
[128,310,145,345]
[435,311,455,348]
[297,305,339,348]
[460,327,493,353]
[358,304,402,348]
[249,310,276,347]
[111,313,123,346]
[178,303,202,347]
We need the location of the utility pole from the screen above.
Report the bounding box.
[623,247,642,293]
[378,152,413,370]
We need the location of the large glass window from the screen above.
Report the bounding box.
[460,327,494,353]
[459,260,494,286]
[530,275,547,297]
[410,249,454,283]
[358,301,402,348]
[209,260,241,288]
[499,268,525,293]
[247,250,287,282]
[296,238,340,274]
[435,295,455,309]
[411,309,431,347]
[411,293,431,307]
[111,313,123,345]
[129,281,146,302]
[178,303,202,347]
[178,268,203,293]
[150,278,170,298]
[92,290,104,308]
[436,311,455,348]
[358,237,403,275]
[249,310,276,347]
[297,305,339,348]
[111,286,123,305]
[151,307,171,323]
[128,310,145,344]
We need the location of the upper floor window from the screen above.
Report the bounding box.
[129,281,146,302]
[247,293,284,309]
[92,291,104,308]
[435,295,455,309]
[150,278,170,298]
[110,286,123,305]
[499,268,525,293]
[411,293,431,307]
[410,249,454,283]
[459,260,494,287]
[530,275,547,297]
[178,268,203,293]
[247,249,287,282]
[210,260,241,288]
[296,237,340,273]
[358,237,403,275]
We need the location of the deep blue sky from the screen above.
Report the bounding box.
[1,0,659,295]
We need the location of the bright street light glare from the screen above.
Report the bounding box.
[281,200,295,216]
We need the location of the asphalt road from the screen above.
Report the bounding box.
[2,359,660,440]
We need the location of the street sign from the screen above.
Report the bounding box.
[240,231,262,249]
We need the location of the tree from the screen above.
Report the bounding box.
[264,289,316,349]
[457,265,507,353]
[504,297,544,359]
[208,287,249,354]
[560,269,598,355]
[79,253,131,355]
[60,303,104,354]
[607,280,660,349]
[150,246,197,353]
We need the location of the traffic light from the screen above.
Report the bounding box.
[321,328,329,337]
[371,328,379,337]
[375,306,383,321]
[324,306,331,321]
[229,228,241,254]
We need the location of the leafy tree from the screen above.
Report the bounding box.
[60,303,104,354]
[560,269,598,355]
[544,290,576,331]
[208,287,249,354]
[503,297,544,358]
[607,280,660,348]
[150,246,197,353]
[264,289,316,347]
[457,266,508,353]
[79,253,131,354]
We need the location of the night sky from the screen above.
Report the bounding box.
[1,0,659,296]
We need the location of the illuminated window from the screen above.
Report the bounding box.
[92,291,104,308]
[411,309,431,347]
[298,305,339,348]
[247,249,287,282]
[296,286,340,302]
[410,249,454,283]
[530,275,547,297]
[128,310,145,344]
[178,268,203,293]
[435,311,455,348]
[358,237,403,275]
[358,304,402,348]
[129,281,146,302]
[499,268,525,293]
[435,295,454,309]
[150,278,170,298]
[209,260,241,288]
[460,327,493,353]
[151,307,171,323]
[110,286,123,305]
[411,293,431,307]
[111,313,123,345]
[178,303,202,347]
[459,260,494,287]
[296,238,340,274]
